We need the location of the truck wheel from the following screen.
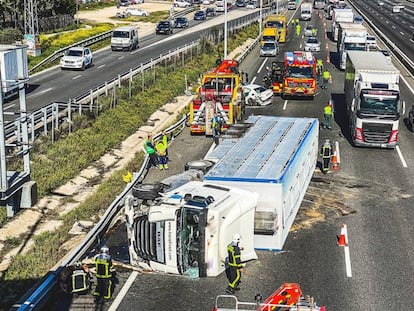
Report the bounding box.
[132,183,162,200]
[184,160,213,173]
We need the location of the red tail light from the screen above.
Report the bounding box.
[354,127,364,142]
[388,129,398,143]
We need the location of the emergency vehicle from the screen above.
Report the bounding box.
[189,59,244,135]
[263,15,287,43]
[280,51,317,98]
[213,283,326,310]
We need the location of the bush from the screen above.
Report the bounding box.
[0,28,23,44]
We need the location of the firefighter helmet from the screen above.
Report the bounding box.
[232,234,241,244]
[100,246,109,254]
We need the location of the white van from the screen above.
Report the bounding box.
[111,26,139,51]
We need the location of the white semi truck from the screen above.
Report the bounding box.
[204,115,319,251]
[0,44,29,99]
[345,51,405,148]
[125,176,258,277]
[337,23,368,70]
[331,8,354,41]
[300,3,313,20]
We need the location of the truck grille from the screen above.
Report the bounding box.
[134,216,157,261]
[362,122,392,144]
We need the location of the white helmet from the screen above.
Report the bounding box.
[232,234,241,244]
[100,246,109,254]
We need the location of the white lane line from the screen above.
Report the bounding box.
[335,140,340,164]
[257,58,267,73]
[118,56,124,60]
[72,75,82,80]
[400,32,404,36]
[392,25,396,29]
[39,87,52,94]
[395,145,408,168]
[251,76,257,84]
[283,99,288,110]
[98,64,106,69]
[4,104,15,110]
[108,271,138,311]
[344,246,352,278]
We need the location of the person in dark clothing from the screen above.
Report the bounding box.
[225,234,244,294]
[144,134,159,168]
[320,139,333,174]
[93,246,113,302]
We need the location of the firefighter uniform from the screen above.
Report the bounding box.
[93,246,113,301]
[211,114,222,144]
[320,139,333,174]
[225,234,244,294]
[71,263,91,295]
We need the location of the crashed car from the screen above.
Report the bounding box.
[243,84,273,106]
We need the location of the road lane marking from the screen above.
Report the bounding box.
[344,246,352,278]
[72,75,82,80]
[108,271,138,311]
[118,56,124,60]
[97,64,106,69]
[4,104,15,110]
[257,59,267,73]
[39,87,52,94]
[395,145,408,168]
[392,25,396,29]
[400,32,404,36]
[283,99,288,110]
[251,76,257,84]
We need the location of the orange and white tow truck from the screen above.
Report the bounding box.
[275,51,317,99]
[212,283,326,311]
[189,59,245,135]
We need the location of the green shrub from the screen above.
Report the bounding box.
[0,28,23,44]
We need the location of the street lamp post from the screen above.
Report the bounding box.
[224,0,228,59]
[259,0,263,35]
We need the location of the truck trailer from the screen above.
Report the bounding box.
[0,45,29,99]
[331,8,354,41]
[204,115,319,251]
[337,22,368,70]
[345,51,405,148]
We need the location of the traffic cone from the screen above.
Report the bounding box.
[332,151,339,171]
[337,224,348,246]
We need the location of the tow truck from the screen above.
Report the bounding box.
[189,59,245,135]
[212,283,326,310]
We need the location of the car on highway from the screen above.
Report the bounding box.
[124,7,149,16]
[304,36,321,52]
[246,0,257,9]
[60,47,93,70]
[377,0,384,5]
[194,10,207,20]
[353,15,363,24]
[366,35,377,50]
[118,0,130,6]
[260,41,279,57]
[287,1,296,10]
[174,17,189,28]
[304,25,317,37]
[408,104,414,132]
[202,0,212,4]
[236,0,246,7]
[206,7,216,16]
[129,0,144,3]
[392,5,401,12]
[156,20,173,35]
[243,84,274,106]
[174,0,191,7]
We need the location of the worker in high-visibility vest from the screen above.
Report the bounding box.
[323,101,333,129]
[155,140,168,170]
[296,23,301,36]
[211,112,222,144]
[144,134,159,168]
[316,59,324,83]
[93,246,113,302]
[322,69,331,89]
[320,139,333,174]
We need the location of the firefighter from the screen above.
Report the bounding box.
[320,139,333,175]
[93,246,113,302]
[155,139,168,170]
[225,234,244,294]
[323,101,333,129]
[144,134,159,168]
[295,23,301,36]
[322,68,331,89]
[71,262,91,295]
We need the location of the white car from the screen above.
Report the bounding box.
[202,0,211,4]
[246,0,257,9]
[304,25,317,37]
[304,37,321,52]
[378,1,384,5]
[243,84,273,106]
[124,7,149,16]
[366,35,377,50]
[260,41,279,57]
[174,0,191,7]
[60,47,93,70]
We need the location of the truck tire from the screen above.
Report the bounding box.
[184,160,213,173]
[132,183,162,200]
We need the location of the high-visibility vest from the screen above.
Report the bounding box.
[321,144,332,158]
[227,244,242,268]
[71,269,88,293]
[323,70,330,80]
[324,105,333,116]
[155,141,167,156]
[317,59,323,68]
[211,116,220,129]
[95,256,112,279]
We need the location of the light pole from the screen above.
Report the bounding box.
[224,0,228,59]
[259,0,263,35]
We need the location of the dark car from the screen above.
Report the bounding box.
[236,0,246,7]
[206,7,216,16]
[118,0,130,6]
[156,20,173,35]
[194,10,207,20]
[174,17,189,28]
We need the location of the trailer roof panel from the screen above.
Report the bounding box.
[204,116,318,183]
[346,51,397,72]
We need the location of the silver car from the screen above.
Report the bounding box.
[304,25,317,37]
[304,37,321,52]
[60,47,93,70]
[260,41,279,57]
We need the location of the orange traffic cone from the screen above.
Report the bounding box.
[332,151,339,171]
[337,224,348,246]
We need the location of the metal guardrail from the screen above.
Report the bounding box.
[348,0,414,75]
[29,30,113,74]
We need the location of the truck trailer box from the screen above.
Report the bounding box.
[331,8,354,41]
[0,45,29,97]
[204,115,319,251]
